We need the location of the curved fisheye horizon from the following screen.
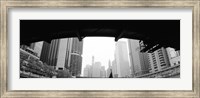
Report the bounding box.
[19,20,180,78]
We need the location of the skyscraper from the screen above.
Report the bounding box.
[100,66,106,78]
[40,41,50,64]
[92,56,94,66]
[128,39,150,77]
[148,47,170,73]
[83,64,92,77]
[106,60,112,77]
[115,41,130,77]
[56,38,71,70]
[28,38,83,76]
[111,59,118,78]
[69,38,83,76]
[33,41,43,57]
[92,62,101,77]
[47,39,60,67]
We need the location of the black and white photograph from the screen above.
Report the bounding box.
[20,20,180,78]
[2,0,199,97]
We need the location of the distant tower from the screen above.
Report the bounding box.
[106,60,112,77]
[112,59,117,77]
[92,56,94,66]
[108,60,111,67]
[91,56,95,77]
[92,62,101,77]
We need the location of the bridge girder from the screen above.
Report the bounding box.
[20,20,180,52]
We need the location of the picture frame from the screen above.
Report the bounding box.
[0,0,199,98]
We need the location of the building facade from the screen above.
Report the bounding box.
[111,59,118,78]
[100,66,106,78]
[40,41,50,64]
[115,41,130,77]
[25,38,83,77]
[69,38,83,77]
[56,38,71,70]
[106,60,112,77]
[92,62,101,77]
[47,39,60,67]
[166,47,180,66]
[148,47,170,73]
[33,41,43,57]
[128,39,150,77]
[83,64,93,77]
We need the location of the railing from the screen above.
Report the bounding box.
[136,65,180,78]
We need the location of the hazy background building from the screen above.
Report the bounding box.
[92,62,101,77]
[111,59,118,78]
[106,60,112,77]
[83,64,92,77]
[100,66,106,78]
[115,41,130,77]
[84,56,106,78]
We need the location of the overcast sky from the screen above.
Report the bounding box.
[81,37,128,75]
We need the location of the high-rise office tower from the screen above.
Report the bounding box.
[92,62,101,77]
[92,56,94,66]
[115,41,130,77]
[40,41,50,64]
[33,38,83,73]
[100,66,106,78]
[56,38,71,70]
[148,47,170,73]
[106,60,112,77]
[83,64,92,77]
[47,39,60,67]
[25,37,83,77]
[128,39,150,77]
[33,41,43,57]
[69,38,83,76]
[22,39,60,67]
[111,59,118,78]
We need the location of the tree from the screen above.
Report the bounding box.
[56,69,72,78]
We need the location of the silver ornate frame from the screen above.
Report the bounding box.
[0,0,199,98]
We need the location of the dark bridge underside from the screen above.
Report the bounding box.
[20,20,180,52]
